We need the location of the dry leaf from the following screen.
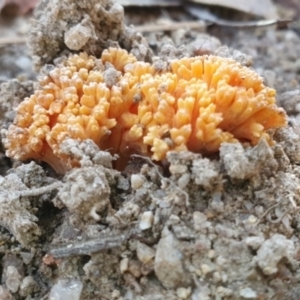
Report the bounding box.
[189,0,278,19]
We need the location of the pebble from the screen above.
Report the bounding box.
[193,211,207,231]
[256,234,294,275]
[130,174,145,190]
[216,286,233,297]
[120,257,129,274]
[200,263,213,275]
[239,287,257,299]
[139,211,154,230]
[19,276,38,297]
[20,252,34,264]
[0,285,13,300]
[136,241,155,264]
[176,287,192,299]
[154,227,191,288]
[128,260,142,278]
[178,173,190,189]
[64,22,95,51]
[49,279,83,300]
[5,266,22,293]
[169,164,188,175]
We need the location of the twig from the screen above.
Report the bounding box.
[49,230,133,258]
[267,207,300,224]
[134,20,206,32]
[255,202,300,226]
[20,182,63,198]
[185,5,293,29]
[254,202,280,226]
[206,19,294,29]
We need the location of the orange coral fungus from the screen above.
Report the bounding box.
[4,47,287,173]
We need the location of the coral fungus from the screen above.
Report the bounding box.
[4,48,287,173]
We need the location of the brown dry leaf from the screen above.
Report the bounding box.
[0,0,39,15]
[189,0,278,19]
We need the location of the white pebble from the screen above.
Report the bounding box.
[193,211,207,231]
[178,173,190,189]
[5,266,22,293]
[136,242,155,264]
[139,211,154,230]
[120,257,129,274]
[176,287,191,299]
[154,227,191,288]
[169,164,187,174]
[64,23,94,51]
[255,234,294,275]
[200,264,213,275]
[131,174,145,190]
[239,287,257,299]
[49,279,83,300]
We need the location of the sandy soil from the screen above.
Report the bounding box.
[0,1,300,299]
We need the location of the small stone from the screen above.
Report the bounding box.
[210,192,224,213]
[111,289,121,299]
[246,215,258,224]
[169,164,188,175]
[154,227,191,288]
[0,285,13,300]
[239,287,257,299]
[193,211,207,231]
[64,23,94,51]
[20,252,34,264]
[49,279,83,300]
[120,257,129,274]
[19,276,38,297]
[200,264,213,275]
[216,256,227,266]
[128,260,142,278]
[191,286,211,300]
[131,174,145,190]
[136,241,155,264]
[207,249,216,259]
[216,286,233,297]
[139,211,154,230]
[178,173,190,189]
[176,287,192,299]
[212,271,221,283]
[5,266,22,293]
[154,227,190,288]
[141,261,154,276]
[255,234,294,275]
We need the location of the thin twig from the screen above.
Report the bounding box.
[254,202,281,226]
[267,207,300,224]
[206,19,294,29]
[134,20,206,32]
[185,5,293,29]
[255,202,300,226]
[49,230,133,258]
[20,182,63,198]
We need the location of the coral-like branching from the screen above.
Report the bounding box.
[4,48,287,173]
